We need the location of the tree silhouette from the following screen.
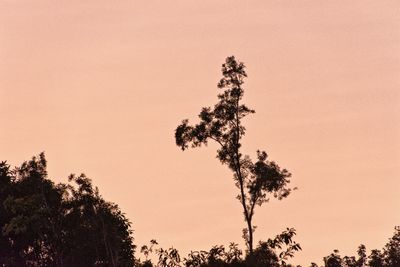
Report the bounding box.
[0,153,135,267]
[175,56,295,254]
[319,228,400,267]
[382,227,400,267]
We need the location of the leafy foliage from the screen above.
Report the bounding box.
[0,153,135,267]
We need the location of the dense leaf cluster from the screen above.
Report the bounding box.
[0,153,135,267]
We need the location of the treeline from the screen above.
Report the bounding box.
[319,233,400,267]
[0,153,135,267]
[134,230,400,267]
[136,230,301,267]
[0,154,399,267]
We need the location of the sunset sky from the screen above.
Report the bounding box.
[1,1,399,265]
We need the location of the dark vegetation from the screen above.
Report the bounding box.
[0,57,398,266]
[0,154,134,267]
[135,228,399,267]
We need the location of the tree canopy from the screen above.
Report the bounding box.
[0,153,135,267]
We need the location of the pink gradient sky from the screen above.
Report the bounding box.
[1,1,399,265]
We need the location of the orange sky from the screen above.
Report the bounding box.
[1,1,399,265]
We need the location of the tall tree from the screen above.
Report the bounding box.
[175,56,294,254]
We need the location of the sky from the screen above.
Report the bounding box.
[0,0,399,265]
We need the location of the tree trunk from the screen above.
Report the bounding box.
[247,218,254,254]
